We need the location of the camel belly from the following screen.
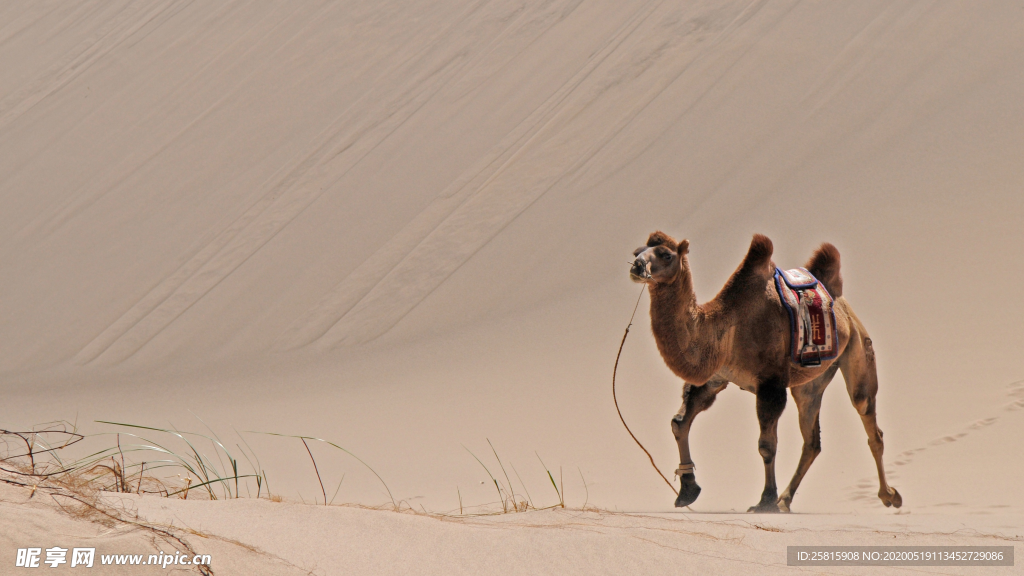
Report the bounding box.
[716,366,758,392]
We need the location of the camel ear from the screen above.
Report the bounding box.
[677,239,689,255]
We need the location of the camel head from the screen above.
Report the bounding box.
[630,231,690,285]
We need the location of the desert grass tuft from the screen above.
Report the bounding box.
[93,420,258,500]
[456,443,575,515]
[5,420,584,522]
[4,419,399,512]
[1,423,212,575]
[464,444,506,511]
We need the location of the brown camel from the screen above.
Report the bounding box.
[629,231,901,512]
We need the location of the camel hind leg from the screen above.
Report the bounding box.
[839,317,902,509]
[778,362,840,512]
[749,375,788,513]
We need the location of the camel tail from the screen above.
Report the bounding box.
[806,242,843,298]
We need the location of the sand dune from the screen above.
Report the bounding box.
[2,0,1022,572]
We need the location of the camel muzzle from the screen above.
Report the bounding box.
[630,257,651,282]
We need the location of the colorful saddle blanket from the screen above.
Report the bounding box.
[774,267,838,367]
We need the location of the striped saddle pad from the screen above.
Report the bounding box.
[773,267,838,367]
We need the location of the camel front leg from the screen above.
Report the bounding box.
[671,378,727,507]
[778,363,839,512]
[749,377,787,513]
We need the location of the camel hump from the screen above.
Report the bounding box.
[806,242,843,298]
[713,234,775,305]
[731,233,774,283]
[744,234,774,269]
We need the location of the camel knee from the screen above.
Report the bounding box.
[683,383,721,415]
[758,439,775,463]
[851,394,875,416]
[671,414,686,437]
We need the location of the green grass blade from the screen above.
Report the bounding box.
[465,444,505,512]
[509,461,534,509]
[166,474,258,497]
[487,439,517,511]
[535,451,562,506]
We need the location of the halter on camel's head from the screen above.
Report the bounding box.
[629,231,690,284]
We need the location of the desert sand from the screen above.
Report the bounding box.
[1,0,1022,573]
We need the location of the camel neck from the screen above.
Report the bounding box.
[649,268,696,315]
[647,266,720,383]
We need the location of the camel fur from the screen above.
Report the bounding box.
[629,231,901,512]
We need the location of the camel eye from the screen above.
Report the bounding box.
[660,252,672,260]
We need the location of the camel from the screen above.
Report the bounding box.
[629,231,901,513]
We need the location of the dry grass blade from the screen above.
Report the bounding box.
[301,438,327,505]
[578,467,589,510]
[0,426,85,478]
[248,431,395,509]
[329,473,345,505]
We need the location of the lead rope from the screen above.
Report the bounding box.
[612,284,678,496]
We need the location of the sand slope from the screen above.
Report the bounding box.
[2,0,1023,541]
[2,481,1020,575]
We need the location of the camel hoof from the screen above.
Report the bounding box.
[747,502,781,513]
[675,474,701,507]
[777,498,791,513]
[881,486,902,509]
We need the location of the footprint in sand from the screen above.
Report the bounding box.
[1005,380,1024,411]
[846,379,1022,503]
